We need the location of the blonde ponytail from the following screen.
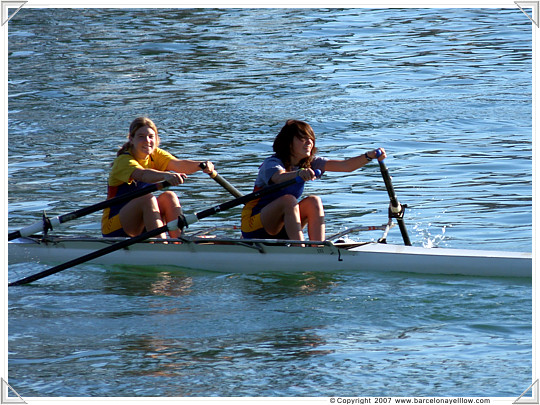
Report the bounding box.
[116,141,132,156]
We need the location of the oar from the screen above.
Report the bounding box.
[199,162,243,198]
[8,181,172,241]
[376,149,412,246]
[9,170,321,286]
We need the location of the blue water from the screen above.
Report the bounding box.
[6,7,533,399]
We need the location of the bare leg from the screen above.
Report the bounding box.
[260,194,304,242]
[119,194,166,238]
[156,191,183,238]
[299,195,325,241]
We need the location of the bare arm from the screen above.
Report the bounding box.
[131,159,214,186]
[166,159,214,175]
[324,148,386,172]
[131,168,187,186]
[269,168,318,184]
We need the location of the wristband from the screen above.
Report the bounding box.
[364,152,372,162]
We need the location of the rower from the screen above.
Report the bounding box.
[101,117,214,239]
[241,119,386,243]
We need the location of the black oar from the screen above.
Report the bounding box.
[199,162,243,198]
[9,170,321,286]
[376,150,412,246]
[8,181,172,241]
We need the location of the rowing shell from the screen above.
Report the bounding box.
[8,236,532,278]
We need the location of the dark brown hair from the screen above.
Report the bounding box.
[273,119,317,170]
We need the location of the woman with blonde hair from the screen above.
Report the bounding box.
[102,117,214,239]
[241,119,386,242]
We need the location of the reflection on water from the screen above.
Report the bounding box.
[104,266,195,297]
[239,272,342,299]
[115,325,334,397]
[149,273,193,297]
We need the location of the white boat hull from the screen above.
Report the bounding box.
[8,237,532,278]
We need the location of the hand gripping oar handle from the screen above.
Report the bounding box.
[376,150,412,246]
[9,170,321,286]
[199,162,243,198]
[8,181,172,241]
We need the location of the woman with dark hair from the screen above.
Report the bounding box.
[241,119,386,242]
[101,117,214,239]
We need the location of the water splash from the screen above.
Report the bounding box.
[414,222,449,248]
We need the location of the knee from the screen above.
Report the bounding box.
[138,194,159,206]
[157,191,181,209]
[304,195,324,212]
[161,190,180,204]
[279,194,299,210]
[139,194,160,212]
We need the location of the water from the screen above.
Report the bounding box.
[6,7,533,399]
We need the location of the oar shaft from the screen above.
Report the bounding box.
[199,162,243,198]
[396,220,411,246]
[8,181,171,241]
[377,154,412,246]
[209,171,243,198]
[378,160,402,212]
[59,181,171,223]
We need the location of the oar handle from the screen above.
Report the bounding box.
[199,162,243,198]
[375,150,412,246]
